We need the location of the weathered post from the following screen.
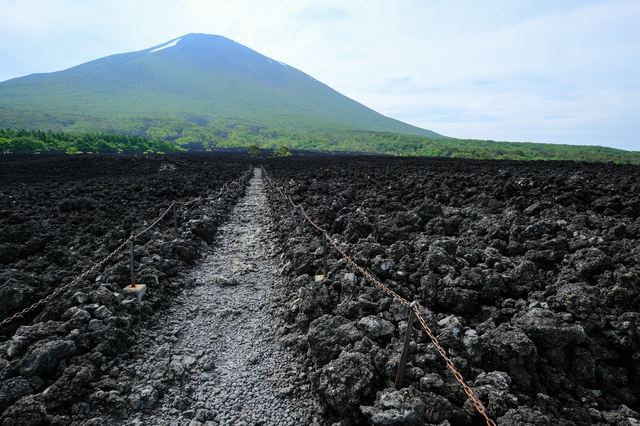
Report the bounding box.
[299,206,304,233]
[123,237,147,301]
[173,204,178,233]
[323,232,328,276]
[129,238,135,286]
[394,301,418,390]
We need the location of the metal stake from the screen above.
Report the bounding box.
[299,206,304,233]
[173,204,178,233]
[130,238,136,286]
[394,301,418,390]
[322,232,328,276]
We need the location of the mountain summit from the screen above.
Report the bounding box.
[0,33,442,136]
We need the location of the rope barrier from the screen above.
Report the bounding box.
[2,166,496,424]
[0,167,252,329]
[0,239,130,329]
[262,169,496,426]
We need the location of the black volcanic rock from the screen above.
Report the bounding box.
[514,307,586,348]
[17,340,76,377]
[0,153,251,423]
[264,156,640,425]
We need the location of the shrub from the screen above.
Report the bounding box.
[247,144,261,157]
[273,145,292,157]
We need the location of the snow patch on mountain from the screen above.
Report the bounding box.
[149,38,182,53]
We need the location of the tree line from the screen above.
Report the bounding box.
[0,128,181,154]
[1,124,639,165]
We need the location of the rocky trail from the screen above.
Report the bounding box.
[109,168,323,426]
[2,154,640,426]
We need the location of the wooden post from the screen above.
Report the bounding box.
[130,239,136,286]
[299,206,304,233]
[394,302,417,390]
[323,233,328,276]
[173,204,178,233]
[284,196,292,217]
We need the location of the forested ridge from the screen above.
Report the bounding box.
[1,124,638,165]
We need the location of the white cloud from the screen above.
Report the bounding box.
[0,0,638,151]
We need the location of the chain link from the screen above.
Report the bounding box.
[262,169,496,426]
[412,305,497,426]
[0,238,129,329]
[2,167,495,424]
[0,168,252,329]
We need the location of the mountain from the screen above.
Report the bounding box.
[0,33,442,137]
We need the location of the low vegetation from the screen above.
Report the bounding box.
[0,110,638,164]
[272,145,292,157]
[0,128,181,154]
[247,144,261,157]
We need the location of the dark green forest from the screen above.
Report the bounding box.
[1,108,638,164]
[0,128,180,154]
[2,125,639,164]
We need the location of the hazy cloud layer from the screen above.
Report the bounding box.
[0,0,638,150]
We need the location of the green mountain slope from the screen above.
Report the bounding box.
[0,33,442,137]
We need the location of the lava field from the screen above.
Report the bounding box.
[1,153,639,426]
[264,156,640,425]
[0,153,252,424]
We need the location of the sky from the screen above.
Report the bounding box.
[0,0,639,151]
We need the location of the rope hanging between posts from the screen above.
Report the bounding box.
[261,169,497,426]
[0,167,253,329]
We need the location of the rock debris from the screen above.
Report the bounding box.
[113,168,323,426]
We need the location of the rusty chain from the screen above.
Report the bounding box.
[262,169,496,426]
[0,239,129,329]
[413,307,496,425]
[0,167,252,329]
[131,182,229,241]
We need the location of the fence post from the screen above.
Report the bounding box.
[299,206,304,234]
[173,204,178,233]
[129,238,136,286]
[394,301,418,390]
[124,236,147,301]
[323,232,328,276]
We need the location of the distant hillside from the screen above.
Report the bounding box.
[0,33,443,137]
[2,127,638,165]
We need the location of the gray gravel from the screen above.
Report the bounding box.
[112,168,324,426]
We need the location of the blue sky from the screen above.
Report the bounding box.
[0,0,638,151]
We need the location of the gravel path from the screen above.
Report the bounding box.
[114,168,323,426]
